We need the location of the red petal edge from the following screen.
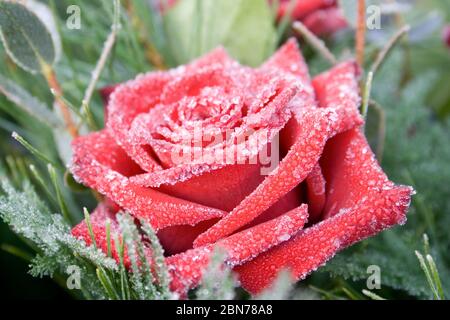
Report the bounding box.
[235,129,413,294]
[167,204,309,295]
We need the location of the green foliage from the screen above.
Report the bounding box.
[0,74,60,127]
[415,235,445,300]
[140,219,172,298]
[195,249,237,300]
[116,213,172,300]
[0,178,115,299]
[164,0,277,66]
[0,177,177,300]
[0,0,60,73]
[254,270,293,300]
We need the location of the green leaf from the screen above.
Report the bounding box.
[164,0,277,66]
[0,74,61,127]
[0,0,61,73]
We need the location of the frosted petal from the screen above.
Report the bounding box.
[167,204,308,294]
[235,129,413,294]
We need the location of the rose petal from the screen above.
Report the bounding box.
[262,39,319,158]
[107,72,172,172]
[312,61,361,110]
[157,219,219,255]
[320,129,392,218]
[71,130,226,231]
[262,38,312,82]
[305,163,326,222]
[235,129,413,294]
[158,164,265,211]
[167,204,309,294]
[160,66,236,106]
[265,39,319,156]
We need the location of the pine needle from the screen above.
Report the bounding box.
[11,132,56,166]
[362,289,386,300]
[369,25,411,77]
[82,0,121,118]
[48,164,72,224]
[83,207,97,249]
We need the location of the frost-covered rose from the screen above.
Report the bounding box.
[71,39,413,295]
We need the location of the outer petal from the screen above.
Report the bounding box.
[193,61,362,247]
[235,129,413,294]
[312,61,361,110]
[262,38,312,84]
[71,130,226,231]
[167,204,309,294]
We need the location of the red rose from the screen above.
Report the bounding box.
[277,0,347,36]
[71,39,412,295]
